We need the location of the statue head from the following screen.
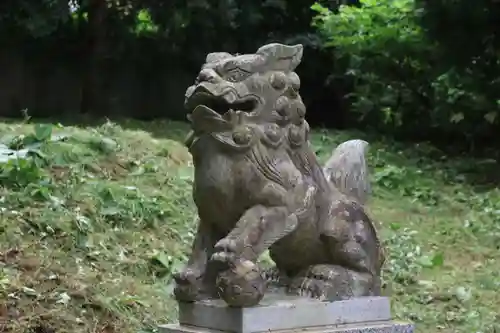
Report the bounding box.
[184,43,306,134]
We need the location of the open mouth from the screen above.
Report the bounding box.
[186,91,257,115]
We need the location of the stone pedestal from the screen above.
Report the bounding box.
[159,295,414,333]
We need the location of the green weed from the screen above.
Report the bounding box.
[0,119,498,333]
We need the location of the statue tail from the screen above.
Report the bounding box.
[322,139,371,205]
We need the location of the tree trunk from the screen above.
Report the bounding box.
[80,0,107,114]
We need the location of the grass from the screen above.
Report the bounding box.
[0,118,498,333]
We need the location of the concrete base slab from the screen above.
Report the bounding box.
[162,295,403,333]
[159,321,415,333]
[180,296,390,332]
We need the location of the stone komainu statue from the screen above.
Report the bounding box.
[173,43,384,307]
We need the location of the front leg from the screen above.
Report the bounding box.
[210,181,316,306]
[210,204,300,307]
[212,205,299,263]
[212,183,316,263]
[173,218,221,302]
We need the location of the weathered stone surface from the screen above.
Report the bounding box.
[176,296,391,333]
[158,42,416,333]
[159,321,414,333]
[173,41,386,307]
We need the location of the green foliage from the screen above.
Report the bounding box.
[3,0,500,147]
[0,119,499,332]
[311,127,500,331]
[312,0,500,142]
[133,9,158,35]
[0,120,197,332]
[0,124,55,188]
[312,0,432,130]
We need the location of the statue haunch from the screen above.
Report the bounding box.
[173,43,384,307]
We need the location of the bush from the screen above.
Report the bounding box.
[311,0,500,144]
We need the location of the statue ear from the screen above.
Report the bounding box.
[206,52,233,63]
[256,43,304,72]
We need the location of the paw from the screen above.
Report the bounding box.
[289,276,329,299]
[214,238,238,253]
[216,259,266,307]
[211,251,236,263]
[173,268,202,285]
[307,264,341,282]
[211,238,239,264]
[174,283,203,302]
[173,268,203,302]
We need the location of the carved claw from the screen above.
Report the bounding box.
[289,277,330,300]
[211,251,236,263]
[214,238,238,253]
[287,265,348,301]
[173,268,204,302]
[308,264,340,282]
[173,268,202,284]
[212,238,240,265]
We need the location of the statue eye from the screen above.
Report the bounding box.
[225,67,251,82]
